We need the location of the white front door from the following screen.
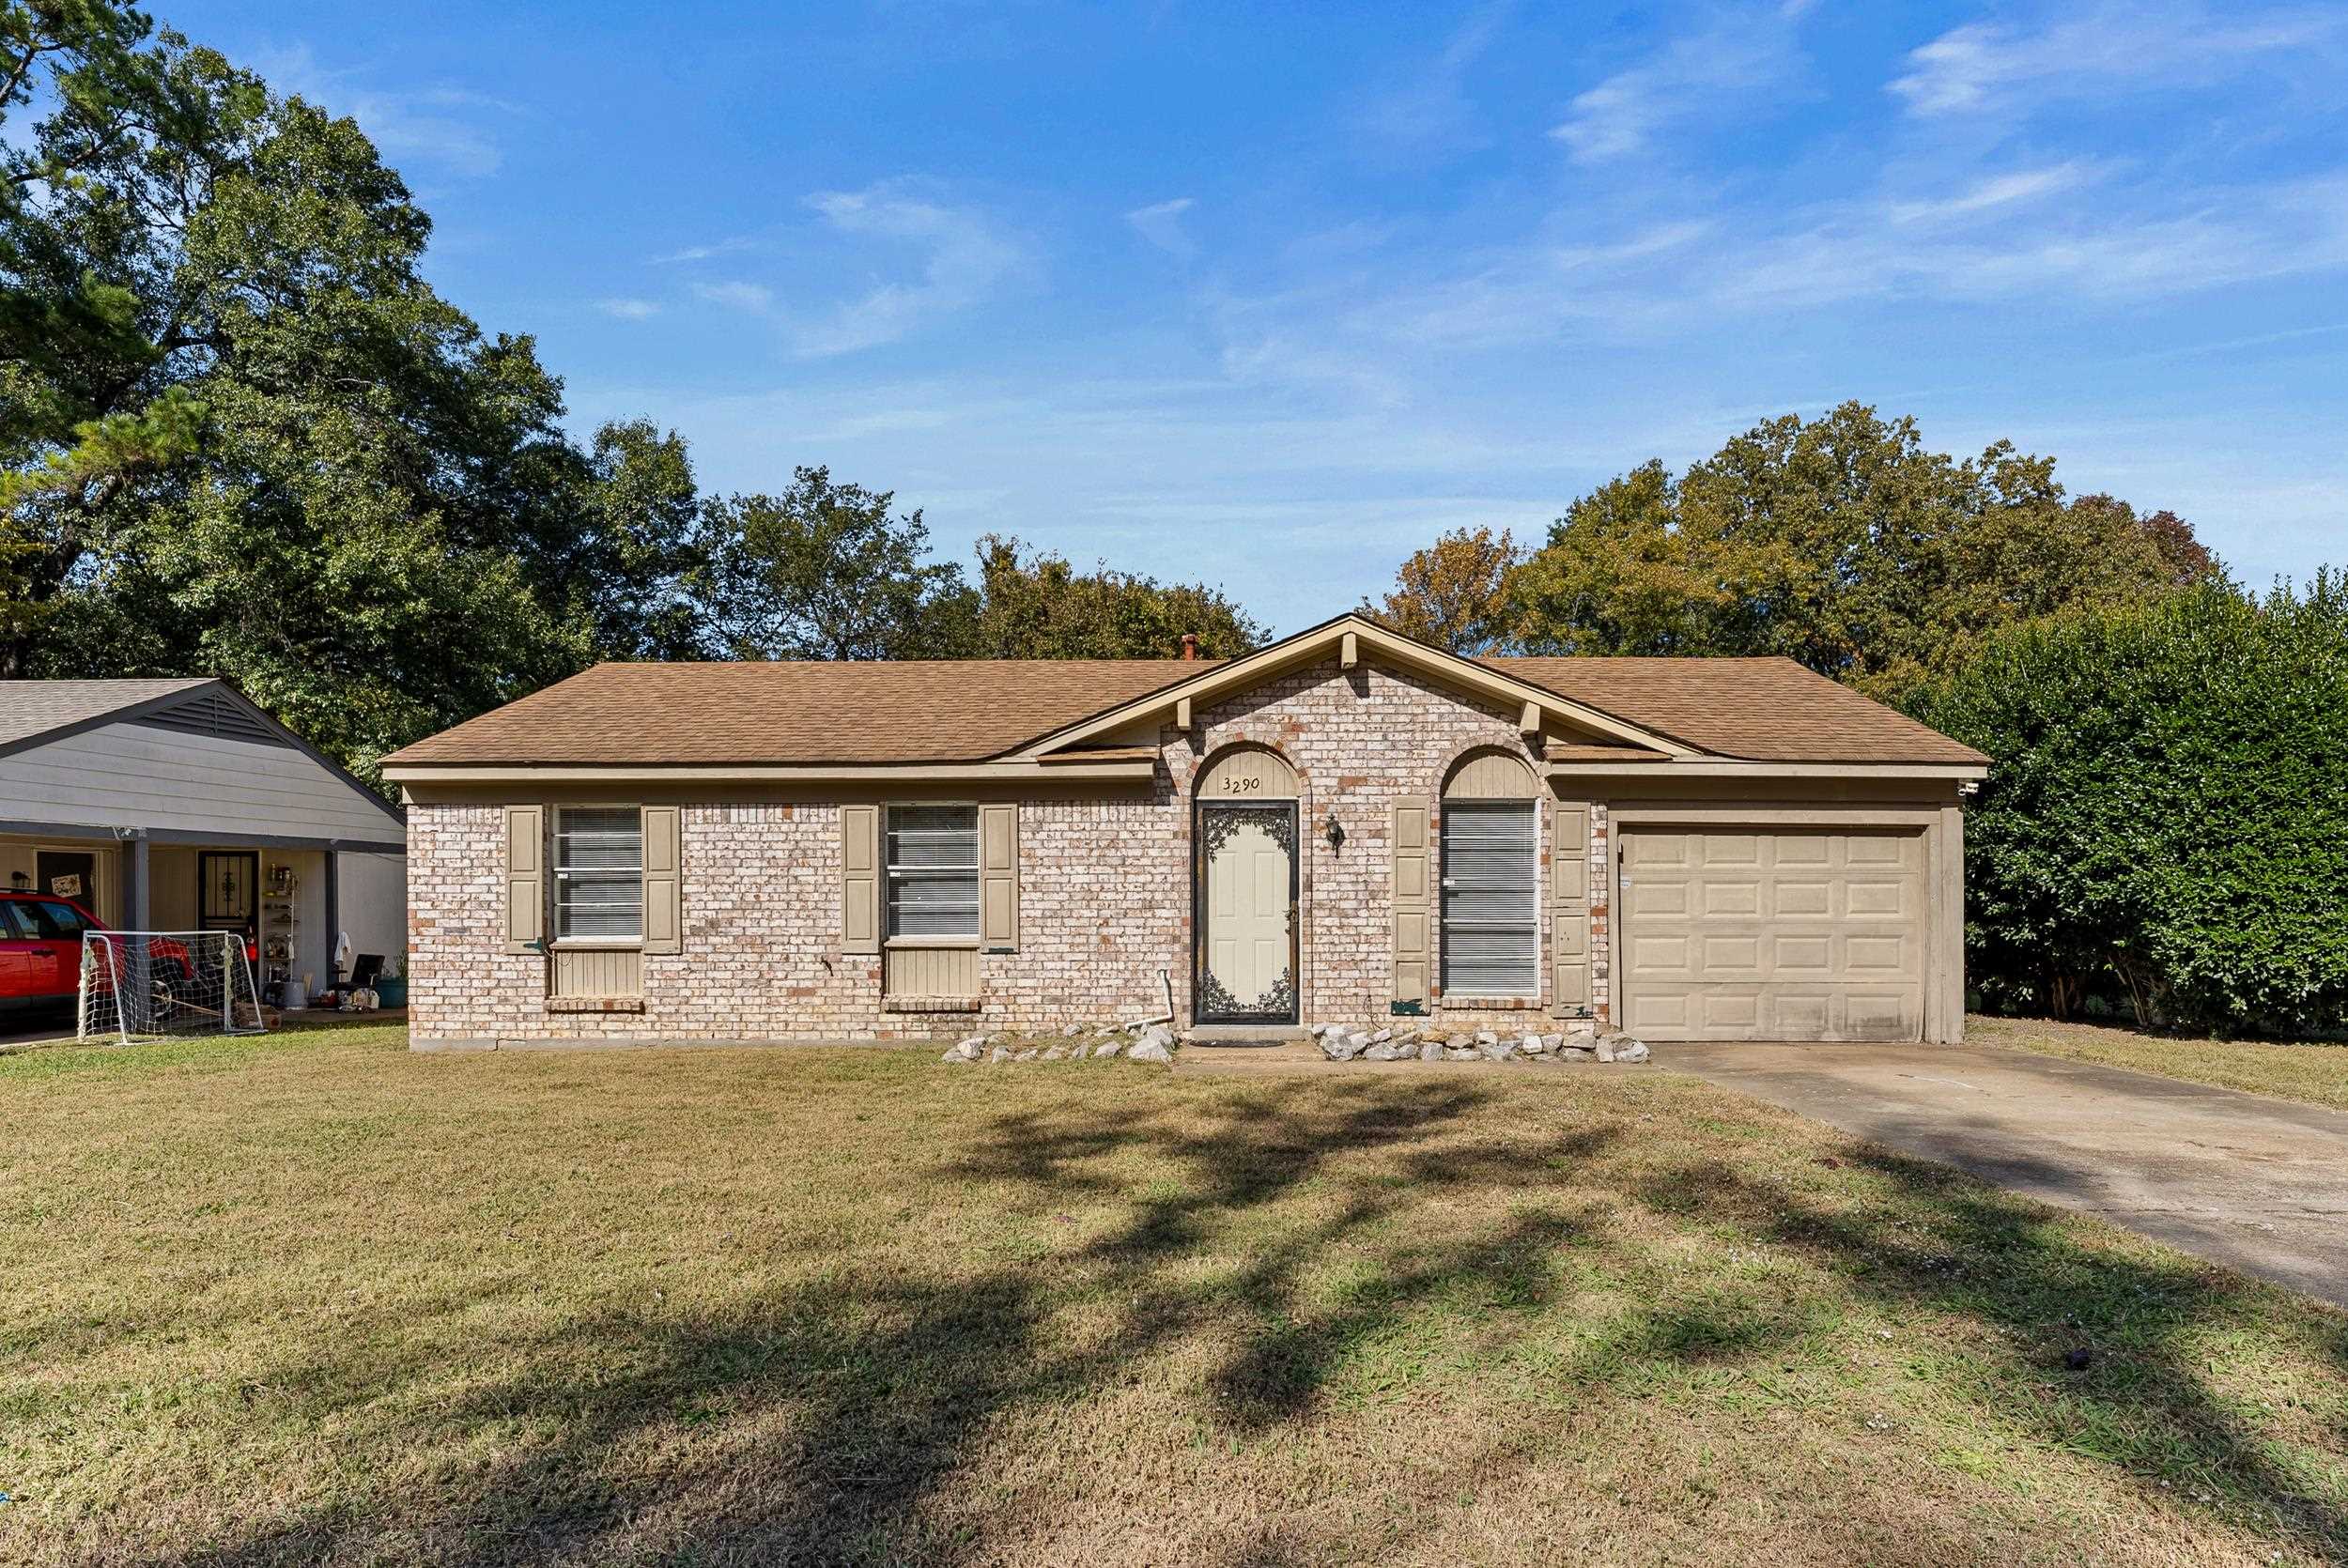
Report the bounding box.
[1197,804,1297,1022]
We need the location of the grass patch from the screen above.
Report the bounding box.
[0,1022,2342,1564]
[1972,1014,2348,1113]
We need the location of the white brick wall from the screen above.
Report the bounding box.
[407,656,1607,1044]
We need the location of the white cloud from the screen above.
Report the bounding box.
[596,298,663,319]
[1550,1,1814,164]
[788,183,1026,358]
[695,281,775,314]
[256,44,515,179]
[1125,196,1197,259]
[650,237,757,264]
[1890,4,2343,116]
[1887,162,2098,224]
[1357,1,1513,155]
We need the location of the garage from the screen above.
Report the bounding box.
[1618,826,1930,1042]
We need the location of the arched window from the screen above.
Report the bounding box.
[1440,749,1538,997]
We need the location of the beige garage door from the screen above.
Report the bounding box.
[1620,828,1928,1042]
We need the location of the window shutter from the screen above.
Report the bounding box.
[979,802,1019,950]
[641,805,682,955]
[1550,799,1591,1012]
[1391,799,1430,1004]
[841,804,880,953]
[503,804,545,954]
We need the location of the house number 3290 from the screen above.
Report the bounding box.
[1222,775,1261,792]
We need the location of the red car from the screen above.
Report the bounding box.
[0,893,192,1021]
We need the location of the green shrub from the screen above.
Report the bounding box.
[1906,577,2348,1035]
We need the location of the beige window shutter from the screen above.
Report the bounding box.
[641,805,682,955]
[980,802,1020,950]
[841,804,880,953]
[1550,799,1592,1012]
[502,804,546,954]
[1391,798,1430,1004]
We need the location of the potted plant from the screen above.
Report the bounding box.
[374,952,408,1008]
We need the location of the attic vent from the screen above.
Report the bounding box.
[133,690,288,747]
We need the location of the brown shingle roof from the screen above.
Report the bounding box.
[1484,656,1989,765]
[384,659,1213,766]
[385,648,1984,769]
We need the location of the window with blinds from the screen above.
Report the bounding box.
[554,806,643,940]
[1440,800,1537,995]
[888,804,980,939]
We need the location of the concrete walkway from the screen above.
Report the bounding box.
[1666,1041,2348,1309]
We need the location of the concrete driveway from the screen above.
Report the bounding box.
[1666,1041,2348,1309]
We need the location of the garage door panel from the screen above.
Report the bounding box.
[1701,934,1762,973]
[1630,880,1690,917]
[1767,993,1831,1038]
[1773,879,1832,916]
[1699,879,1760,916]
[1623,827,1927,1042]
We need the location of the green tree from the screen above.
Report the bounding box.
[702,467,965,660]
[1508,403,2226,696]
[1906,578,2348,1034]
[1366,525,1522,653]
[0,3,711,777]
[948,533,1265,660]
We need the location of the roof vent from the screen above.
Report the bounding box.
[133,689,287,748]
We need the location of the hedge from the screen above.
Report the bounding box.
[1905,578,2348,1035]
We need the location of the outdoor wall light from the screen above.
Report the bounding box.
[1322,811,1345,851]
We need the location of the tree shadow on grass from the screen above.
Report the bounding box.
[129,1083,2347,1565]
[1633,1145,2348,1556]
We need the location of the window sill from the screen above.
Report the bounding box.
[885,937,980,950]
[552,939,642,951]
[547,995,645,1014]
[1437,995,1540,1011]
[882,994,981,1013]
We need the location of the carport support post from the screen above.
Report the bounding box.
[121,829,152,1034]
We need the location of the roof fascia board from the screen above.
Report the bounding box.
[382,758,1162,786]
[1015,615,1696,760]
[1546,760,1988,780]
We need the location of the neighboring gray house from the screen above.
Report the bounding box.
[0,680,407,992]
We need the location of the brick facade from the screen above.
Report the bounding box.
[407,656,1609,1046]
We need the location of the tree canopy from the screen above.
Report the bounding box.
[1445,402,2224,695]
[1366,525,1522,653]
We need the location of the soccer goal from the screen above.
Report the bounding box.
[78,931,267,1044]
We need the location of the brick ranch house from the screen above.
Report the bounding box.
[381,614,1988,1050]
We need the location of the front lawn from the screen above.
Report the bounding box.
[1971,1014,2348,1113]
[2,1024,2343,1566]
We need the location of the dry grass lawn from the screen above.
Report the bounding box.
[1972,1014,2348,1113]
[2,1022,2344,1566]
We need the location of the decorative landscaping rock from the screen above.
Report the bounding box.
[1363,1040,1413,1061]
[941,1043,979,1063]
[1128,1039,1174,1065]
[1520,1032,1545,1055]
[1039,1046,1067,1061]
[1069,1041,1090,1060]
[1481,1036,1518,1062]
[1012,1049,1040,1063]
[1094,1040,1123,1060]
[1444,1046,1479,1062]
[1419,1040,1443,1062]
[1321,1035,1366,1062]
[1612,1038,1651,1064]
[988,1045,1013,1064]
[1557,1046,1595,1062]
[1473,1029,1500,1046]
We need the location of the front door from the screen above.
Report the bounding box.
[1195,802,1298,1023]
[197,852,259,941]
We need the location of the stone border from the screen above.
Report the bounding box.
[1306,1020,1651,1065]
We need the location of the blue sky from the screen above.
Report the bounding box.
[178,0,2346,633]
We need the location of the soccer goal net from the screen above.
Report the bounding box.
[78,931,267,1044]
